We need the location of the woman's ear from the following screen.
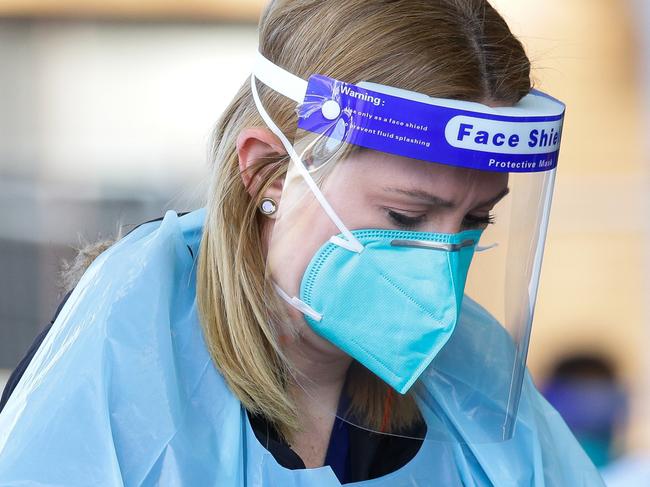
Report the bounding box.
[237,127,286,211]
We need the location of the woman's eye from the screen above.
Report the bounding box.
[387,210,426,230]
[463,213,496,229]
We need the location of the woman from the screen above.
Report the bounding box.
[0,0,604,485]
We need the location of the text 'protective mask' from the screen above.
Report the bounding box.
[252,51,565,443]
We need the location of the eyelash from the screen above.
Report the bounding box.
[463,213,496,228]
[387,210,425,230]
[387,210,496,230]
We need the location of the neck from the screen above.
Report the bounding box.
[281,331,352,467]
[281,324,352,417]
[283,331,352,400]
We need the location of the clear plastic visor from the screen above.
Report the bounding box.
[262,127,556,445]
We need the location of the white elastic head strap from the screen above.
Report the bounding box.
[253,52,307,103]
[251,52,364,254]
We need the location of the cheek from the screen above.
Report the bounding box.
[320,167,382,230]
[265,195,338,298]
[265,157,382,295]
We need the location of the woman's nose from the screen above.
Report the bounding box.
[422,214,465,234]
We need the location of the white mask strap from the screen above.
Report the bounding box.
[273,283,323,322]
[250,62,364,254]
[476,242,499,252]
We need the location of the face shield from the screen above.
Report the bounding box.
[251,52,565,445]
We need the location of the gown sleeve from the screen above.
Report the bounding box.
[0,289,73,413]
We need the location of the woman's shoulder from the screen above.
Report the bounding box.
[0,210,194,413]
[59,211,192,294]
[0,208,220,484]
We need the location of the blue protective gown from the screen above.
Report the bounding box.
[0,208,605,486]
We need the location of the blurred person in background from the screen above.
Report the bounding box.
[542,354,628,468]
[0,0,604,485]
[542,353,650,486]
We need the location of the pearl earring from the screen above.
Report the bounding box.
[259,197,277,215]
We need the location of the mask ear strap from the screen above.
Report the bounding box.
[273,283,323,322]
[476,243,499,252]
[250,60,364,254]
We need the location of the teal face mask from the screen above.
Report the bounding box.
[298,227,483,394]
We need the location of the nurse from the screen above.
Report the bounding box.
[0,0,605,485]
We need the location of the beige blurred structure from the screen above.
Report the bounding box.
[0,0,263,22]
[491,0,649,452]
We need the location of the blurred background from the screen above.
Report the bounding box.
[0,0,648,482]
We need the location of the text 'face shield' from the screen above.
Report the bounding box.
[252,53,565,445]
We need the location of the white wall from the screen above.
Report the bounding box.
[0,19,258,369]
[0,20,258,244]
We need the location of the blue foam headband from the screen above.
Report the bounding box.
[253,52,566,173]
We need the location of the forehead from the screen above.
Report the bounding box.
[336,149,508,202]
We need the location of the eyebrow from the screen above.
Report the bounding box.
[382,186,510,209]
[475,187,511,208]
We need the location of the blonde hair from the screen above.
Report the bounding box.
[196,0,531,437]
